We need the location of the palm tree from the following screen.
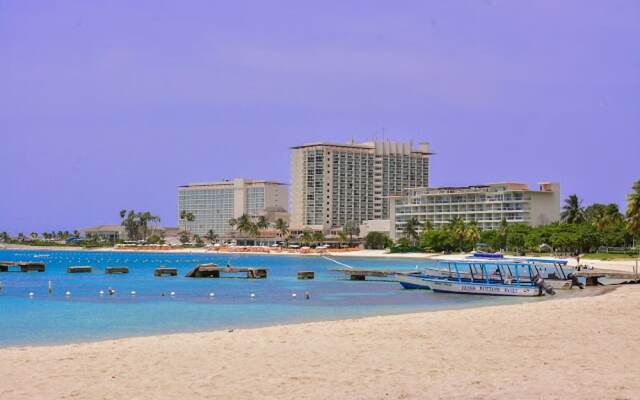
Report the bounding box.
[204,229,217,244]
[274,218,289,239]
[561,194,585,224]
[627,180,640,238]
[228,218,238,230]
[337,231,349,247]
[402,217,420,246]
[498,218,509,250]
[422,220,433,233]
[344,221,360,243]
[300,231,314,246]
[465,222,480,250]
[235,214,257,237]
[30,232,38,240]
[448,218,467,251]
[0,231,9,242]
[256,216,269,230]
[312,231,325,245]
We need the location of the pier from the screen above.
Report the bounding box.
[154,267,178,277]
[186,264,268,279]
[0,261,45,272]
[330,268,415,281]
[570,269,640,286]
[67,266,92,273]
[106,266,129,274]
[297,271,315,280]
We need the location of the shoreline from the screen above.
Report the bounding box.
[0,285,614,350]
[2,244,637,271]
[1,285,637,399]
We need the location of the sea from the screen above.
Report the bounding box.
[0,249,542,347]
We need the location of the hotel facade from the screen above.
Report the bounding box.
[290,140,431,232]
[390,182,560,240]
[178,178,288,236]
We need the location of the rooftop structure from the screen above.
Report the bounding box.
[290,140,431,232]
[178,178,288,236]
[390,182,560,239]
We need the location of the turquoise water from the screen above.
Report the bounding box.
[0,249,525,347]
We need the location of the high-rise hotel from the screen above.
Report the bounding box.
[290,140,431,232]
[178,178,288,236]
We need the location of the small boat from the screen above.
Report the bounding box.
[398,260,551,297]
[471,251,504,259]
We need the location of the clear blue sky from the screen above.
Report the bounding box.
[1,0,639,234]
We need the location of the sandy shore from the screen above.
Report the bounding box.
[2,287,639,399]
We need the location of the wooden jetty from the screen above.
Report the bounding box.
[0,261,45,272]
[154,266,178,277]
[330,268,414,281]
[185,264,268,279]
[570,269,640,286]
[297,271,315,280]
[105,266,129,274]
[67,266,92,273]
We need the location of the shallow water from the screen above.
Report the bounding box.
[0,249,537,347]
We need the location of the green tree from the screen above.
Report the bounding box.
[204,229,217,244]
[179,231,190,245]
[300,230,314,246]
[337,230,349,246]
[274,218,289,241]
[364,232,392,249]
[256,216,269,230]
[627,180,640,238]
[344,221,360,243]
[402,217,420,246]
[312,231,325,245]
[561,194,585,224]
[235,214,257,237]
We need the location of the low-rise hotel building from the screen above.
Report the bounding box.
[390,182,560,240]
[290,140,431,232]
[178,178,288,236]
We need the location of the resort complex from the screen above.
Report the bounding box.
[290,140,431,233]
[178,178,288,236]
[390,182,561,239]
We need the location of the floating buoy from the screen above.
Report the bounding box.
[291,293,297,298]
[65,291,71,296]
[250,293,256,298]
[28,292,34,297]
[170,291,176,296]
[209,292,215,297]
[99,290,104,295]
[131,290,136,296]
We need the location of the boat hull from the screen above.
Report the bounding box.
[424,278,543,297]
[396,274,432,290]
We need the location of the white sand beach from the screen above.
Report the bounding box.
[1,286,639,400]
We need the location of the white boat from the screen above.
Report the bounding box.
[398,261,549,297]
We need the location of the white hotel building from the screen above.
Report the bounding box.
[178,178,288,236]
[290,140,431,232]
[390,182,560,240]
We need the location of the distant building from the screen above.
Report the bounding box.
[390,182,560,240]
[81,225,178,242]
[359,219,392,238]
[290,140,431,233]
[178,178,289,236]
[81,225,125,241]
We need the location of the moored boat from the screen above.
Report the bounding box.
[398,260,550,297]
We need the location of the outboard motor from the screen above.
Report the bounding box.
[534,275,556,295]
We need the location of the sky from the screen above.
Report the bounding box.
[1,0,639,234]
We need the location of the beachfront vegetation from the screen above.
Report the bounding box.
[119,210,161,241]
[363,232,393,249]
[392,181,640,256]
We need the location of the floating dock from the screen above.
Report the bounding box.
[106,266,129,274]
[154,266,178,277]
[297,271,315,280]
[0,261,45,272]
[67,266,92,273]
[330,268,415,281]
[570,269,640,286]
[186,264,268,279]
